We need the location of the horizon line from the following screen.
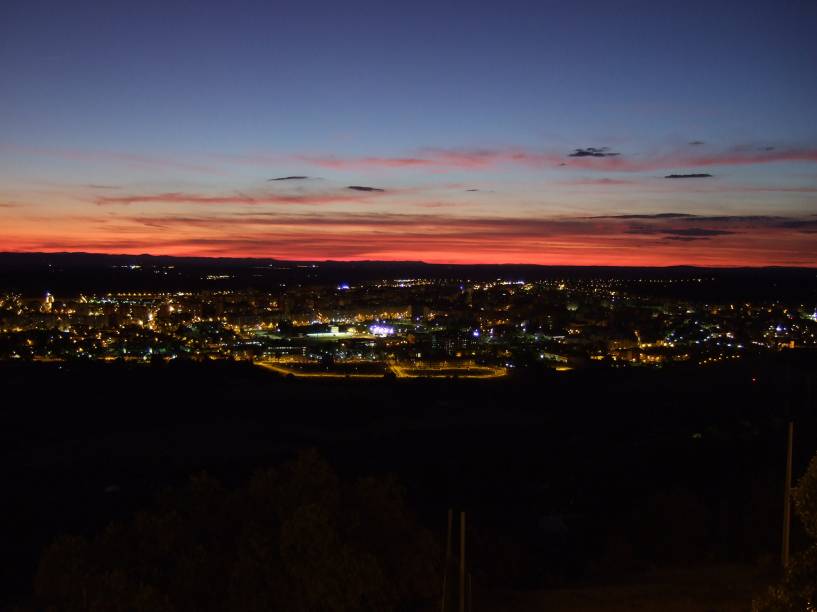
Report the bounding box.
[1,250,816,271]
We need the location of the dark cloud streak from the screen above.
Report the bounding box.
[568,147,621,158]
[626,225,736,237]
[347,185,385,192]
[589,213,695,220]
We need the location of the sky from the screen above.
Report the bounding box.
[1,0,817,266]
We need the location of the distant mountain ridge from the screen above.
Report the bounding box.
[0,251,815,301]
[1,251,814,271]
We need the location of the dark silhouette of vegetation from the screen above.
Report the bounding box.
[2,357,815,607]
[30,450,439,612]
[755,451,817,611]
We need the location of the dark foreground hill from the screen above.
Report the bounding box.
[1,354,815,608]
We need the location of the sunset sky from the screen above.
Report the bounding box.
[2,0,816,266]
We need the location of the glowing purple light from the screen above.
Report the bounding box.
[369,324,394,336]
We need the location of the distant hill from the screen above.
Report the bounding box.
[0,251,815,300]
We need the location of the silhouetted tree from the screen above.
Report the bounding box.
[755,451,817,611]
[636,487,709,564]
[33,450,439,612]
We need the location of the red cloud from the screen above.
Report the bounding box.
[7,210,816,266]
[297,149,563,170]
[560,178,639,186]
[9,227,815,266]
[294,146,817,173]
[683,148,817,168]
[95,190,387,206]
[298,156,435,169]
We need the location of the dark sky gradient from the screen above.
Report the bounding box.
[2,0,816,265]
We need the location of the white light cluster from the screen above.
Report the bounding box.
[369,324,395,336]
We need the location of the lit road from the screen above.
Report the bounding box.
[255,359,508,379]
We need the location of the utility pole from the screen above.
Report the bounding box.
[459,511,466,612]
[782,421,794,568]
[441,509,452,612]
[442,510,471,612]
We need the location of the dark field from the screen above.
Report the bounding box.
[2,355,816,607]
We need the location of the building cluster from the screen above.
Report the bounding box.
[1,277,816,369]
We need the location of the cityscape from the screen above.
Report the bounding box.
[3,0,817,610]
[3,271,816,375]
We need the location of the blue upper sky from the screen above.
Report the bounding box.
[1,0,816,266]
[4,0,816,153]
